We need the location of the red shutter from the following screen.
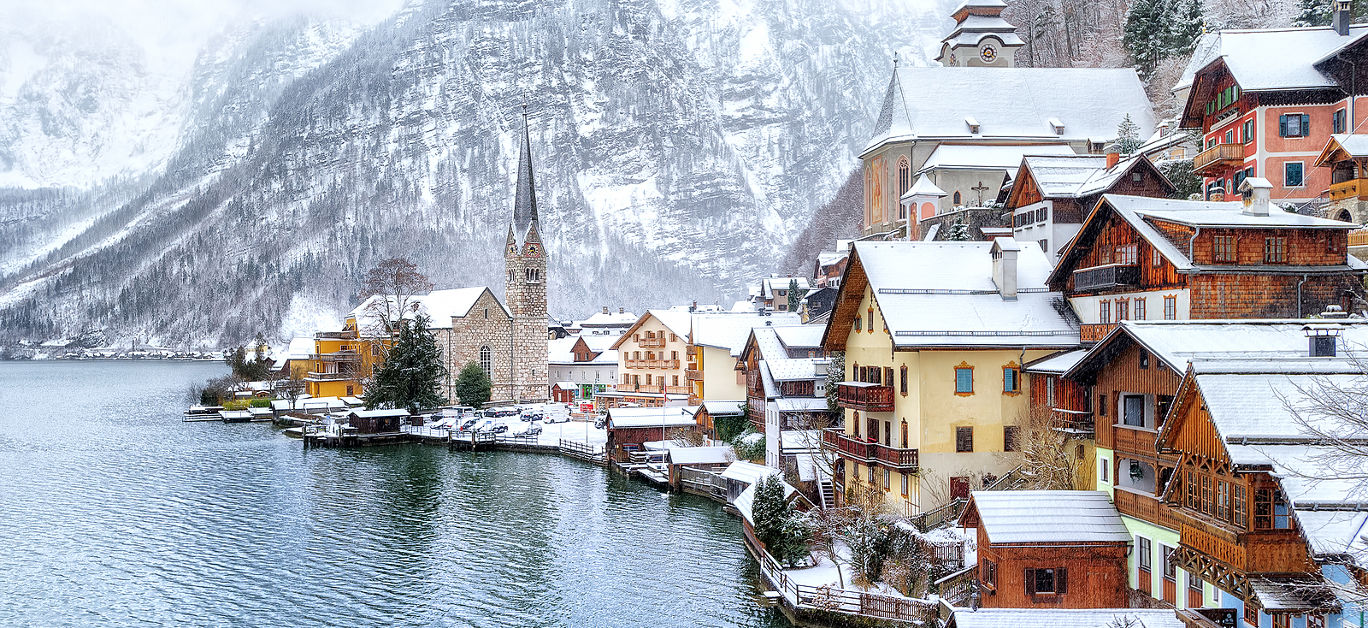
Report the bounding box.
[1024,568,1036,596]
[1057,568,1068,594]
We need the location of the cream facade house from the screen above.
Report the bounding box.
[687,311,800,405]
[608,310,691,405]
[820,239,1080,516]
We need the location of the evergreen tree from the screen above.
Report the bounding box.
[1160,158,1203,200]
[1295,0,1333,26]
[1116,114,1143,156]
[752,476,811,567]
[1124,0,1167,77]
[1166,0,1204,55]
[367,314,447,413]
[786,278,807,313]
[454,361,493,409]
[947,218,972,241]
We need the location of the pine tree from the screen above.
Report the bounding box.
[367,314,447,413]
[752,476,811,567]
[454,361,493,409]
[1166,0,1204,55]
[786,278,807,313]
[1116,114,1143,156]
[1295,0,1333,26]
[1123,0,1167,77]
[947,218,972,241]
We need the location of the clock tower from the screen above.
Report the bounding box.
[504,108,549,402]
[935,0,1024,68]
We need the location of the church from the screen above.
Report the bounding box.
[860,0,1156,238]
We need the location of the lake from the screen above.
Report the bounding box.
[0,360,788,627]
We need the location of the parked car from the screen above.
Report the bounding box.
[515,423,542,437]
[459,418,479,431]
[491,424,509,434]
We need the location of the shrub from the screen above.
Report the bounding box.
[248,398,272,408]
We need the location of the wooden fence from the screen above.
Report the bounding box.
[933,565,977,606]
[677,466,727,500]
[754,540,936,624]
[559,439,606,465]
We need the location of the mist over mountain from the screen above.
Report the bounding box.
[0,0,949,348]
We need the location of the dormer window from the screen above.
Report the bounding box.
[965,116,981,134]
[1048,117,1064,135]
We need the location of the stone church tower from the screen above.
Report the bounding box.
[935,0,1025,68]
[504,111,549,402]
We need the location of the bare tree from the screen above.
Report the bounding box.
[358,258,433,336]
[1018,409,1084,490]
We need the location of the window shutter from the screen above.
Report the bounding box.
[1024,568,1036,596]
[1302,114,1311,136]
[1279,115,1288,137]
[1057,568,1068,594]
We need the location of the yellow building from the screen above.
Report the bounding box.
[304,316,387,398]
[820,239,1080,517]
[687,311,801,405]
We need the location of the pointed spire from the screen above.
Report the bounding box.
[512,102,538,245]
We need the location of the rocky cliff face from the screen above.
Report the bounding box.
[0,0,949,347]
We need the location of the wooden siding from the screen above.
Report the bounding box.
[1062,209,1186,296]
[1189,273,1363,320]
[1187,227,1348,267]
[1092,343,1182,453]
[975,525,1129,609]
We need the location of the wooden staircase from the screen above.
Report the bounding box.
[817,479,836,510]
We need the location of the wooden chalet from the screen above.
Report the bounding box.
[604,406,700,462]
[1155,349,1368,627]
[1048,186,1365,343]
[692,400,745,439]
[346,408,408,434]
[1006,153,1175,262]
[958,490,1131,609]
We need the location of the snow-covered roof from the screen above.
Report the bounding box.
[864,67,1154,156]
[349,287,506,333]
[966,490,1130,544]
[1024,349,1088,374]
[577,310,638,327]
[606,406,697,428]
[950,608,1183,628]
[734,478,799,526]
[773,325,825,349]
[1295,509,1368,563]
[848,241,1080,349]
[692,312,801,354]
[697,400,746,416]
[720,460,780,485]
[760,276,811,299]
[667,445,736,466]
[272,396,348,411]
[920,143,1073,174]
[1016,154,1154,200]
[773,398,830,414]
[767,357,830,382]
[1075,320,1368,378]
[816,250,850,267]
[283,336,314,361]
[347,408,409,419]
[902,175,947,200]
[1177,25,1368,93]
[779,429,824,451]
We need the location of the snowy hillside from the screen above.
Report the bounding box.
[0,0,951,348]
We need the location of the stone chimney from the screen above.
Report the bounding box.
[1334,0,1352,35]
[1105,151,1120,169]
[991,237,1021,300]
[1238,177,1273,217]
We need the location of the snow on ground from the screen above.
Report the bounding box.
[784,542,911,599]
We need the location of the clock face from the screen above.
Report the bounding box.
[524,243,540,258]
[507,243,519,255]
[980,45,998,63]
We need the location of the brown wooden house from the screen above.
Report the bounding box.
[958,490,1131,609]
[1048,185,1366,343]
[1007,153,1175,263]
[1154,352,1364,627]
[604,406,700,462]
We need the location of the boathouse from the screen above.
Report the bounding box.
[346,408,409,434]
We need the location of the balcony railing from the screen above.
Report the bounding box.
[686,369,703,381]
[305,371,353,382]
[1330,178,1368,202]
[638,337,666,348]
[1073,263,1139,292]
[315,330,358,340]
[310,350,360,362]
[623,359,680,370]
[822,428,919,471]
[1350,230,1368,247]
[835,382,895,412]
[1050,409,1095,435]
[1192,143,1245,174]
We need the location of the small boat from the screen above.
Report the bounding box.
[219,410,253,423]
[183,405,225,421]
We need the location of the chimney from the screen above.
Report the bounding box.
[1305,322,1344,357]
[991,237,1020,300]
[1334,0,1352,35]
[618,307,625,314]
[602,306,609,314]
[1238,177,1272,217]
[1105,151,1120,169]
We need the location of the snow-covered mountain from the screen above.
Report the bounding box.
[0,0,950,348]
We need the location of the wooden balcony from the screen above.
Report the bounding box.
[822,428,919,471]
[637,336,666,348]
[1192,143,1245,174]
[1350,230,1368,247]
[1113,424,1159,458]
[686,369,703,381]
[836,382,895,412]
[1081,323,1118,343]
[1073,263,1138,292]
[1050,409,1095,435]
[1330,178,1368,202]
[1112,487,1183,529]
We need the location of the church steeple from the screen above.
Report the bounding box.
[512,105,539,246]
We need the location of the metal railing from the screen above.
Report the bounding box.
[754,540,936,623]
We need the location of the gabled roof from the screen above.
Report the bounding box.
[609,310,692,350]
[349,287,507,334]
[864,67,1154,156]
[605,406,697,428]
[692,312,801,355]
[1023,349,1088,375]
[902,175,947,200]
[919,143,1073,175]
[1314,133,1368,167]
[823,240,1079,351]
[1177,25,1368,93]
[960,490,1130,544]
[1007,154,1175,209]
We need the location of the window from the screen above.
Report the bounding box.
[1202,475,1214,515]
[1214,235,1236,262]
[1164,295,1177,320]
[1162,545,1176,582]
[956,426,974,452]
[479,345,492,374]
[1285,162,1305,187]
[900,365,908,396]
[1131,297,1145,321]
[884,421,891,446]
[1308,614,1326,628]
[1335,109,1348,134]
[1139,349,1150,369]
[1279,113,1310,138]
[901,421,908,448]
[1217,480,1230,521]
[955,365,974,395]
[1245,602,1261,626]
[1100,458,1109,483]
[982,559,998,590]
[953,191,962,205]
[1262,236,1288,264]
[897,157,911,199]
[1116,298,1129,321]
[1025,568,1065,595]
[1152,248,1163,268]
[883,468,891,491]
[1002,364,1020,394]
[867,307,875,333]
[1187,469,1199,509]
[672,375,679,386]
[1122,395,1145,428]
[1243,118,1255,144]
[1138,536,1152,572]
[901,472,909,496]
[855,315,862,332]
[868,463,876,483]
[1099,392,1108,418]
[1045,377,1056,406]
[1207,137,1217,149]
[1224,129,1234,144]
[1003,426,1020,452]
[1116,243,1137,265]
[1099,300,1111,324]
[1234,483,1247,527]
[1188,572,1203,595]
